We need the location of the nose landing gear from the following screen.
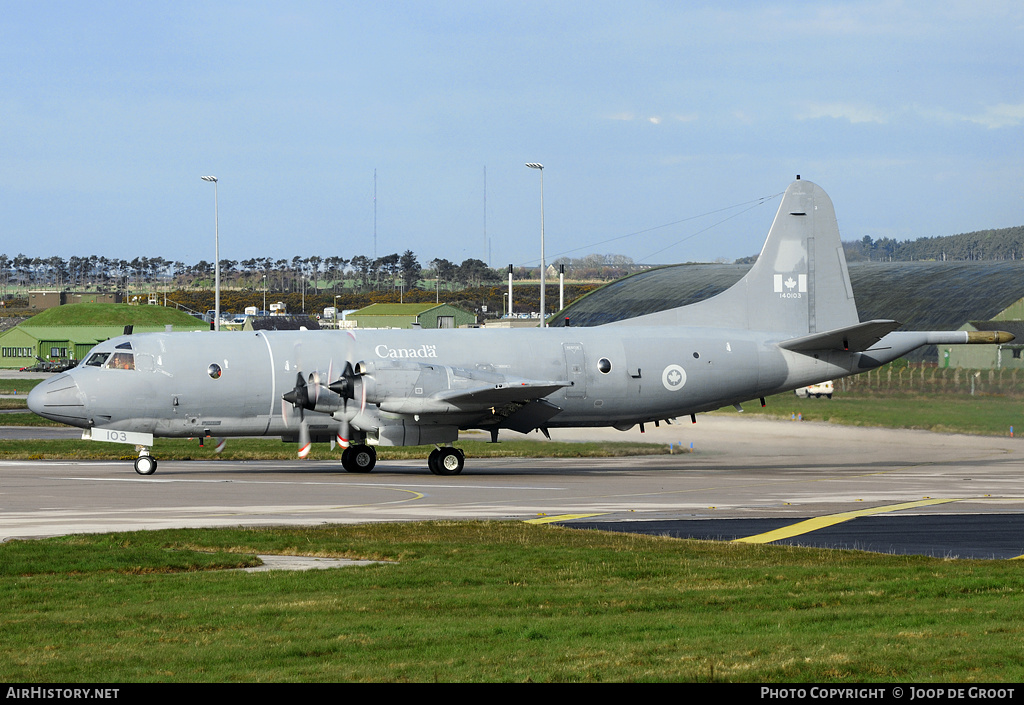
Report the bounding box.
[134,447,157,476]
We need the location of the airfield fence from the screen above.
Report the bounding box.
[839,363,1024,397]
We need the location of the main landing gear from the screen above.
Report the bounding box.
[341,444,377,473]
[428,446,465,476]
[341,444,465,475]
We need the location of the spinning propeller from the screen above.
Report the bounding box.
[281,335,366,458]
[328,360,363,450]
[282,371,313,458]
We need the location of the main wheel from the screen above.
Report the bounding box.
[343,444,376,473]
[134,455,157,476]
[432,447,464,476]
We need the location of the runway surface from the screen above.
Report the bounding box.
[2,416,1023,559]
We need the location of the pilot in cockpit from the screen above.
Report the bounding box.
[84,342,135,370]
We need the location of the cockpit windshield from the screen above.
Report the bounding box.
[85,352,110,367]
[107,352,135,370]
[84,341,135,370]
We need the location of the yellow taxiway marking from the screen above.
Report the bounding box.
[524,513,608,524]
[733,498,961,544]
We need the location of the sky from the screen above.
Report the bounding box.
[1,1,1022,269]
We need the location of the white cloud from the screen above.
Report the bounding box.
[605,112,698,125]
[915,103,1024,129]
[963,103,1024,129]
[797,102,889,124]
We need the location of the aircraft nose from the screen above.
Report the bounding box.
[27,373,89,427]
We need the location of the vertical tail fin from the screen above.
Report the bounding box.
[737,177,859,334]
[622,178,860,334]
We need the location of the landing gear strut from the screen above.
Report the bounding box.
[428,446,465,476]
[342,444,376,473]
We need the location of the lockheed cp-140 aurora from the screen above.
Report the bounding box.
[27,178,1012,475]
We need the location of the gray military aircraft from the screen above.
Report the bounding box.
[27,178,1012,476]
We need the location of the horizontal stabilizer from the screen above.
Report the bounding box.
[778,319,902,353]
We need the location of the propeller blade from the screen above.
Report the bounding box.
[297,421,311,459]
[282,372,310,418]
[329,361,357,399]
[309,371,321,406]
[337,417,350,449]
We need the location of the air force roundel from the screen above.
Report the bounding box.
[661,364,687,391]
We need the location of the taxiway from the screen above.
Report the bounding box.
[2,416,1022,558]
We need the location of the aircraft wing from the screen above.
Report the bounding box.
[777,319,902,353]
[359,361,570,416]
[432,379,571,408]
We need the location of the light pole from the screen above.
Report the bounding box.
[263,274,267,314]
[200,176,220,330]
[525,163,545,327]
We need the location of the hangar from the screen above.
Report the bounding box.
[347,303,476,329]
[945,299,1024,369]
[0,324,204,369]
[554,260,1024,362]
[0,303,207,369]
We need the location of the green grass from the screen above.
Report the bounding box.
[714,392,1024,437]
[0,378,44,395]
[21,302,203,327]
[2,522,1023,682]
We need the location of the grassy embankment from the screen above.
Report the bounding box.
[711,362,1024,436]
[713,392,1024,437]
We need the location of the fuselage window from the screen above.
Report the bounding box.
[106,352,135,370]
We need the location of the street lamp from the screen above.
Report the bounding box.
[263,274,267,314]
[200,176,220,331]
[525,163,545,327]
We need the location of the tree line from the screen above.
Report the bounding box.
[0,250,649,297]
[731,225,1024,265]
[0,251,502,296]
[844,226,1024,262]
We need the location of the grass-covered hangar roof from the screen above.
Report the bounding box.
[553,261,1024,335]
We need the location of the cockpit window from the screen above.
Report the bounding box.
[115,341,133,350]
[85,352,110,367]
[106,352,135,370]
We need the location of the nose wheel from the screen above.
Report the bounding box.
[134,450,157,476]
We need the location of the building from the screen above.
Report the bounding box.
[0,324,202,368]
[944,298,1024,369]
[26,291,124,310]
[555,260,1024,362]
[242,315,321,332]
[347,303,476,329]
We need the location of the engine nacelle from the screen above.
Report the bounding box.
[356,360,513,414]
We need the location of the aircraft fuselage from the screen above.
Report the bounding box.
[30,325,863,444]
